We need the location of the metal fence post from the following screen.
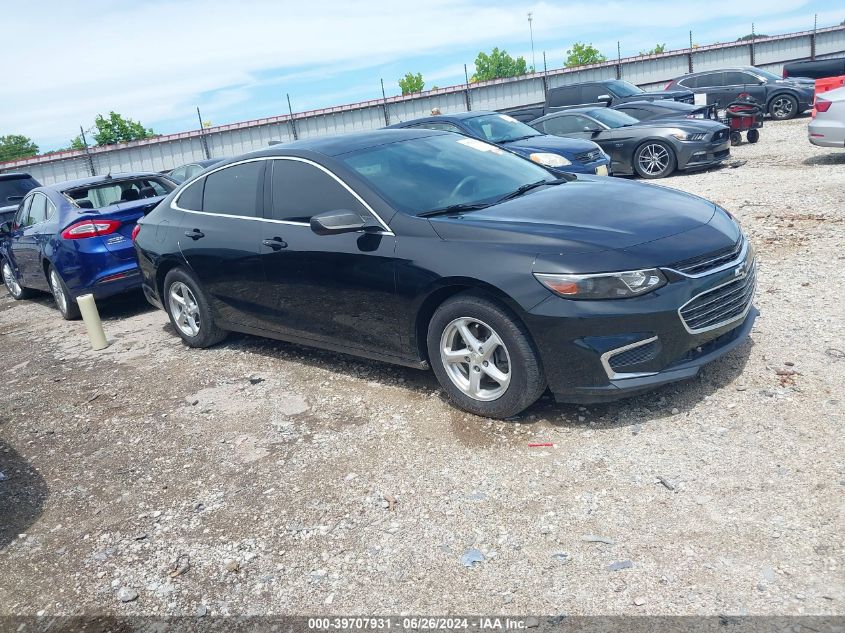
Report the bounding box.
[811,14,818,59]
[616,41,622,79]
[196,106,211,159]
[542,51,549,99]
[286,93,298,140]
[380,79,390,126]
[749,24,756,66]
[688,30,694,73]
[79,126,95,176]
[464,64,472,111]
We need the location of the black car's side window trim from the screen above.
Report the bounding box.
[172,156,394,235]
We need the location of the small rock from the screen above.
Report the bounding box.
[552,552,570,562]
[607,560,633,571]
[117,587,138,603]
[196,605,207,617]
[656,475,676,491]
[736,385,747,391]
[0,471,6,482]
[344,473,358,481]
[325,594,334,605]
[134,533,147,541]
[525,616,539,628]
[671,408,680,415]
[583,535,615,545]
[633,597,646,606]
[460,549,485,567]
[249,376,264,385]
[224,559,240,573]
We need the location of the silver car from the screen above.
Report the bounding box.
[809,86,845,148]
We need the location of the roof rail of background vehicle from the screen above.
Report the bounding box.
[1,24,843,170]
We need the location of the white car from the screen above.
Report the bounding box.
[809,86,845,148]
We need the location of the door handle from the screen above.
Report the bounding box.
[185,229,205,240]
[262,237,287,250]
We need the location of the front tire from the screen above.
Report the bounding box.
[633,141,676,179]
[427,293,546,418]
[769,94,798,120]
[163,268,227,348]
[48,265,80,320]
[2,259,32,300]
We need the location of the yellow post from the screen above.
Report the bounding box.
[76,294,109,351]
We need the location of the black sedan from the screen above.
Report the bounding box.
[167,158,226,184]
[530,108,730,179]
[134,129,756,418]
[612,100,716,122]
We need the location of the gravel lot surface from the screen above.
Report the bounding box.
[1,117,843,618]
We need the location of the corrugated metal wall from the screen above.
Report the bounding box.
[4,25,843,185]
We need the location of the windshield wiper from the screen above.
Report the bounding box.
[501,134,540,142]
[496,178,568,203]
[417,202,492,218]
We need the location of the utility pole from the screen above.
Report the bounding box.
[79,126,95,176]
[750,23,756,66]
[196,106,211,159]
[286,93,298,141]
[527,12,536,72]
[380,78,390,126]
[464,64,472,111]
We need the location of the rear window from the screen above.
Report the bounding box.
[64,177,175,209]
[0,177,39,206]
[548,85,580,107]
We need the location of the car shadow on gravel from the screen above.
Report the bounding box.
[2,289,153,321]
[0,441,49,550]
[803,152,845,166]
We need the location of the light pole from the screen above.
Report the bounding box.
[528,12,536,72]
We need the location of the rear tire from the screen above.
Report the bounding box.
[633,141,676,179]
[769,94,798,120]
[427,292,546,419]
[2,259,32,300]
[746,128,760,144]
[730,131,742,146]
[163,267,227,348]
[48,265,80,320]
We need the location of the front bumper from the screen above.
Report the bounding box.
[526,246,757,403]
[549,156,611,177]
[676,139,731,171]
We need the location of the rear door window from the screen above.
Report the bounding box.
[201,161,264,217]
[548,85,580,107]
[580,84,607,102]
[696,73,724,88]
[269,159,368,223]
[540,115,590,135]
[15,196,33,227]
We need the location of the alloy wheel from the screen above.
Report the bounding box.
[2,261,21,297]
[637,144,670,176]
[168,281,201,337]
[439,317,511,401]
[49,269,68,315]
[771,96,794,119]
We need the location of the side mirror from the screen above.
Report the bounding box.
[0,222,11,236]
[310,209,368,236]
[597,94,612,103]
[584,126,602,134]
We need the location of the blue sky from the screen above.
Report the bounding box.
[3,0,843,153]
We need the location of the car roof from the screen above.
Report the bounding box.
[676,66,763,79]
[0,172,35,181]
[250,128,449,157]
[617,100,696,110]
[51,172,167,191]
[532,107,602,122]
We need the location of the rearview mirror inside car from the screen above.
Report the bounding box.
[310,210,369,236]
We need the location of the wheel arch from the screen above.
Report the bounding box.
[155,256,188,302]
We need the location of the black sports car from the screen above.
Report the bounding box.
[612,100,716,123]
[134,129,756,419]
[530,108,730,179]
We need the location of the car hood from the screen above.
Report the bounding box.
[500,134,599,157]
[428,176,720,255]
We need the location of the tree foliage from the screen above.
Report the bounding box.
[398,72,425,95]
[564,42,607,68]
[737,33,767,41]
[87,112,154,146]
[640,43,666,55]
[471,48,528,82]
[0,134,39,162]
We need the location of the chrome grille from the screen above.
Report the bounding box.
[575,149,603,162]
[608,339,660,370]
[679,261,756,333]
[671,237,744,276]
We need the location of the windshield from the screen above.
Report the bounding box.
[752,68,782,82]
[607,80,644,97]
[63,176,176,209]
[461,113,542,143]
[0,177,38,206]
[340,134,556,215]
[588,108,640,128]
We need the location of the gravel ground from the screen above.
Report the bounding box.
[1,117,843,618]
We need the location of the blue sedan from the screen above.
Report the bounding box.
[388,110,611,176]
[0,172,176,319]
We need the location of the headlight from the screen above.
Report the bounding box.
[671,132,707,141]
[529,152,572,167]
[534,269,667,299]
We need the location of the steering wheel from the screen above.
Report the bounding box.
[447,176,478,200]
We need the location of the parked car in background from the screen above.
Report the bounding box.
[168,158,226,184]
[612,100,716,122]
[388,111,611,176]
[809,86,845,148]
[530,108,730,179]
[783,56,845,80]
[0,172,176,319]
[505,79,695,122]
[0,173,41,225]
[135,129,756,418]
[665,66,815,120]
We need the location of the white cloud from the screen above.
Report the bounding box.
[1,0,834,149]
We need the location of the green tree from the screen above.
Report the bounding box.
[471,47,528,82]
[0,134,39,161]
[398,72,425,95]
[737,33,767,41]
[87,112,154,146]
[564,42,607,67]
[640,43,666,55]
